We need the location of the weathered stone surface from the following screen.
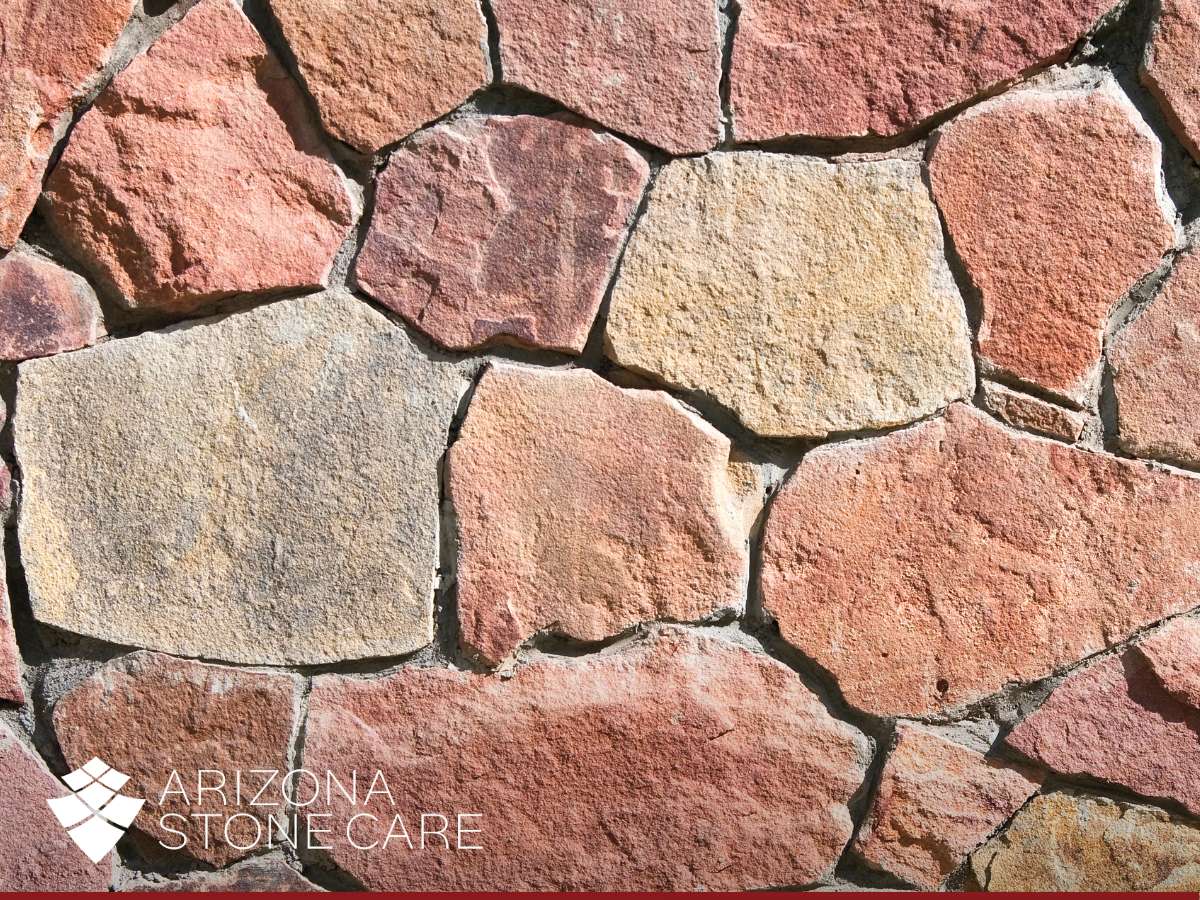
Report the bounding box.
[971,792,1200,891]
[0,721,112,890]
[449,366,758,666]
[43,0,354,316]
[305,628,869,891]
[1143,0,1200,161]
[1112,247,1200,467]
[930,78,1176,404]
[731,0,1113,143]
[0,0,133,248]
[492,0,721,155]
[606,153,973,438]
[1137,616,1200,708]
[54,651,299,867]
[0,249,102,361]
[123,855,322,892]
[268,0,489,153]
[980,381,1087,443]
[358,116,648,354]
[0,545,23,705]
[761,403,1200,717]
[16,291,467,664]
[854,723,1041,889]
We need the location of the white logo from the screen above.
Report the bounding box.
[46,757,145,863]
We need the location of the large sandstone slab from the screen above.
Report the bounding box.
[16,291,467,664]
[761,403,1200,717]
[43,0,355,316]
[1143,0,1200,162]
[268,0,489,153]
[448,365,758,666]
[0,0,133,248]
[304,628,870,891]
[0,248,102,361]
[491,0,721,155]
[357,116,648,354]
[605,153,973,438]
[930,77,1176,404]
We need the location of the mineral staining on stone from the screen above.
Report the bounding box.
[16,291,468,664]
[605,152,974,439]
[0,248,102,361]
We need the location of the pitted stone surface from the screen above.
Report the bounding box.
[357,116,648,353]
[930,80,1175,404]
[0,0,133,248]
[268,0,489,153]
[42,0,355,316]
[449,366,759,665]
[731,0,1114,142]
[980,382,1087,443]
[1143,0,1200,161]
[124,857,323,892]
[491,0,721,155]
[761,403,1200,717]
[1137,617,1200,708]
[16,291,467,664]
[304,628,870,891]
[605,153,974,438]
[0,249,102,361]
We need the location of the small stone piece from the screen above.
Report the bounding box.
[16,291,467,664]
[449,365,758,666]
[1112,247,1200,467]
[980,381,1087,443]
[123,856,322,892]
[761,403,1200,717]
[43,0,354,315]
[304,628,869,891]
[357,116,648,354]
[854,723,1041,890]
[1137,617,1200,708]
[492,0,721,155]
[0,546,23,705]
[54,651,299,867]
[606,153,973,438]
[0,249,102,361]
[972,792,1200,891]
[0,722,112,890]
[0,0,133,248]
[1143,0,1200,161]
[930,78,1176,404]
[268,0,489,153]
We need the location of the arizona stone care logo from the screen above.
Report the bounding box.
[46,757,146,863]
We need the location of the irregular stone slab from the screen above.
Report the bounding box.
[124,856,323,892]
[54,651,300,867]
[0,248,102,361]
[491,0,721,155]
[0,547,23,705]
[971,792,1200,891]
[43,0,354,316]
[0,0,133,248]
[1143,0,1200,161]
[606,153,973,438]
[1112,247,1200,467]
[268,0,489,153]
[16,291,467,664]
[731,0,1114,143]
[761,403,1200,717]
[980,381,1087,443]
[930,78,1175,405]
[854,723,1041,889]
[449,366,758,666]
[1137,616,1200,708]
[358,116,648,354]
[305,628,869,891]
[0,721,112,890]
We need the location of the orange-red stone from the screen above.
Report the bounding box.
[1143,0,1200,161]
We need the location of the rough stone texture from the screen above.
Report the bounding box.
[761,403,1200,717]
[971,792,1200,891]
[0,721,112,890]
[0,545,23,705]
[54,651,299,867]
[854,723,1041,890]
[606,153,974,438]
[0,0,133,248]
[1137,616,1200,708]
[491,0,721,155]
[304,628,870,891]
[42,0,355,316]
[268,0,489,153]
[357,116,648,354]
[731,0,1113,143]
[930,79,1176,405]
[1112,247,1200,467]
[448,365,759,666]
[123,856,322,892]
[16,291,467,664]
[0,248,102,361]
[1143,0,1200,162]
[980,381,1087,443]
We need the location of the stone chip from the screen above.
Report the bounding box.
[0,248,102,361]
